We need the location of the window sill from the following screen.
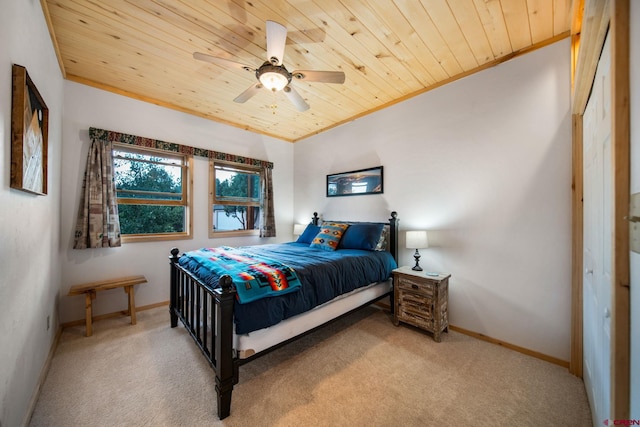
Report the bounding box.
[209,230,260,239]
[122,232,192,243]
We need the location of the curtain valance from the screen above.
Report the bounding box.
[89,127,274,169]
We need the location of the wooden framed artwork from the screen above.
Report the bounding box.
[11,64,48,195]
[326,166,383,197]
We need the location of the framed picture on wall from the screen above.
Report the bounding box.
[10,64,49,195]
[326,166,383,197]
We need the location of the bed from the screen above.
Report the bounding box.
[169,211,399,419]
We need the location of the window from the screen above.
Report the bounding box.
[210,161,262,237]
[113,143,192,242]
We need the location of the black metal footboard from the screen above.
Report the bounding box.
[169,248,237,419]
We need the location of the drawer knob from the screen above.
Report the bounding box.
[412,284,419,290]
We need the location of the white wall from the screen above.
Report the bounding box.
[0,1,64,426]
[629,1,640,418]
[294,39,572,361]
[59,81,295,323]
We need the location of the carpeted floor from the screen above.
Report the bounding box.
[29,306,592,426]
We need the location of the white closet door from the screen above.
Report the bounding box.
[582,33,612,425]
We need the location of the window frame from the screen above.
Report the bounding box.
[113,142,193,243]
[209,160,262,238]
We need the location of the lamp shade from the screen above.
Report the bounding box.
[406,230,429,249]
[293,223,307,236]
[259,71,289,91]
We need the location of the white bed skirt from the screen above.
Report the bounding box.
[233,279,392,359]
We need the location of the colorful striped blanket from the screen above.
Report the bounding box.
[179,246,301,304]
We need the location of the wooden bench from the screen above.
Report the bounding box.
[68,275,147,336]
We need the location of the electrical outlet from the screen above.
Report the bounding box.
[46,315,50,331]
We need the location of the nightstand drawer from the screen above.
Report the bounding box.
[399,291,432,314]
[398,306,433,330]
[398,291,434,329]
[397,276,434,297]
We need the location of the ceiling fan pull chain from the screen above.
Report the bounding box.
[270,91,278,115]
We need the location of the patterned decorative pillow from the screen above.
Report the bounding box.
[310,222,349,251]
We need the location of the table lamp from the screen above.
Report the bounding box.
[406,230,429,271]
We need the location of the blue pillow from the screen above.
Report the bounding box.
[296,224,320,244]
[338,223,384,250]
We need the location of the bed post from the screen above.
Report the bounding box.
[389,211,399,262]
[169,247,180,328]
[389,212,399,315]
[312,212,320,225]
[215,274,236,419]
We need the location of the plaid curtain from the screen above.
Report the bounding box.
[259,166,276,237]
[73,137,121,248]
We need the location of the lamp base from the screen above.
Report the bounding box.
[412,249,423,271]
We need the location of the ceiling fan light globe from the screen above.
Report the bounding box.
[259,71,289,91]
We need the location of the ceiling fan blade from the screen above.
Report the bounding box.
[283,86,310,112]
[193,52,255,72]
[266,20,287,65]
[291,70,345,84]
[234,83,263,103]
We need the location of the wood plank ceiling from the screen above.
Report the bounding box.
[42,0,571,142]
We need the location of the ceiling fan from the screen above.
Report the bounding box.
[193,20,345,112]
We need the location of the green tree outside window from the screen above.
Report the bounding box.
[113,144,191,240]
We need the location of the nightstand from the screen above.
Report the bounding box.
[392,266,450,342]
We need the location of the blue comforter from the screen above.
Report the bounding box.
[179,242,397,334]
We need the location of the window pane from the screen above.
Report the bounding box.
[114,154,182,200]
[213,205,260,231]
[215,166,259,201]
[114,149,182,166]
[113,144,191,240]
[118,205,185,234]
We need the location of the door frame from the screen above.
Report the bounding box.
[570,0,630,419]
